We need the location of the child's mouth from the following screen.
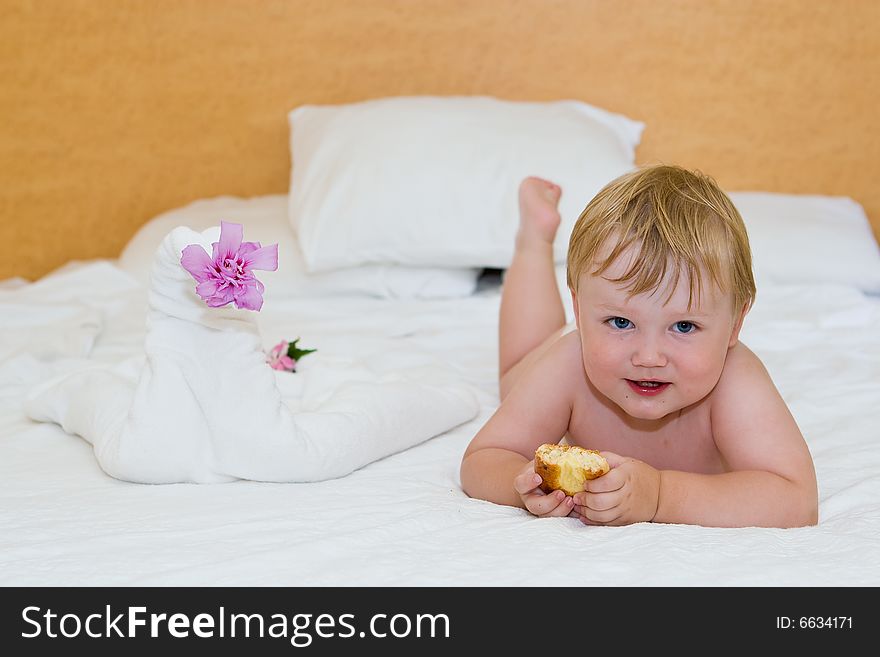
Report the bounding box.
[626,379,671,396]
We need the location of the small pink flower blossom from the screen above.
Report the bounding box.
[265,337,316,373]
[267,340,297,372]
[180,221,278,311]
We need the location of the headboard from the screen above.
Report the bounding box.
[3,0,878,280]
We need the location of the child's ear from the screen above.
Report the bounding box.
[728,301,750,347]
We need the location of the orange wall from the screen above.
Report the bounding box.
[2,0,878,280]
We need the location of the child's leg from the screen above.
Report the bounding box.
[499,177,566,398]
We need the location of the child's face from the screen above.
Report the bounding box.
[573,248,745,422]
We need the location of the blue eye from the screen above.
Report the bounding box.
[608,317,632,330]
[674,321,696,334]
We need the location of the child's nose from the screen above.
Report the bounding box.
[631,339,667,367]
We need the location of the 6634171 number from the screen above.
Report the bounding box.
[776,616,852,629]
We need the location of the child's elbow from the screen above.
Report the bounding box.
[787,506,818,528]
[459,454,478,499]
[802,500,819,527]
[802,479,820,526]
[787,488,819,528]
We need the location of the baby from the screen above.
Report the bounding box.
[460,165,818,528]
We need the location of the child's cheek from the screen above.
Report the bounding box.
[582,342,616,380]
[681,349,726,396]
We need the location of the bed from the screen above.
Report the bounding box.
[3,187,880,585]
[2,266,879,586]
[3,2,880,587]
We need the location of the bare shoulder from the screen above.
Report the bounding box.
[709,340,813,481]
[509,329,585,400]
[505,328,584,391]
[542,329,593,392]
[710,341,780,428]
[544,329,586,375]
[712,341,771,395]
[467,329,583,459]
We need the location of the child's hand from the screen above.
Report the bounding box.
[571,452,660,526]
[513,460,575,517]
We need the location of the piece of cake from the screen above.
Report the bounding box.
[534,443,610,496]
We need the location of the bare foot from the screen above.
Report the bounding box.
[517,176,562,248]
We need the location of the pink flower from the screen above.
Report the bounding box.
[265,337,316,373]
[180,221,278,311]
[267,340,297,372]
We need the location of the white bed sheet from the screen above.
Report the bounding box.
[1,261,879,586]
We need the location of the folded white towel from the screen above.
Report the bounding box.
[24,226,479,483]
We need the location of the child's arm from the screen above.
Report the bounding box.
[656,346,817,527]
[460,336,578,512]
[573,345,818,528]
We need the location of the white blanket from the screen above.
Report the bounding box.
[22,227,478,483]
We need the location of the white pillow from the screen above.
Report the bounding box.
[728,192,880,293]
[118,196,480,299]
[288,96,643,271]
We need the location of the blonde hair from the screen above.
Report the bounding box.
[566,165,756,312]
